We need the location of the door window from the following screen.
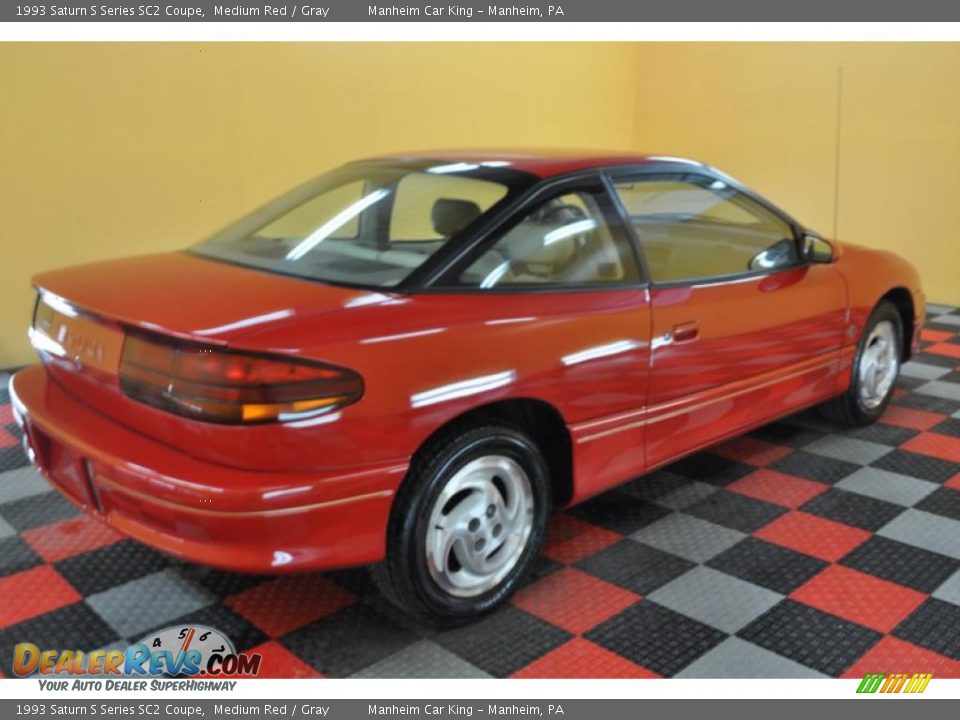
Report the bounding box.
[456,189,640,289]
[612,177,798,283]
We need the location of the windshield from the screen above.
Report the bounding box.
[192,160,534,288]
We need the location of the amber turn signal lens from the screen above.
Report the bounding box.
[118,332,363,424]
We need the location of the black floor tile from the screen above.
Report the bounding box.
[568,490,672,535]
[893,598,960,661]
[893,392,960,415]
[914,487,960,522]
[931,418,960,438]
[770,451,861,484]
[0,491,79,532]
[55,540,173,596]
[800,489,904,532]
[839,536,960,594]
[433,606,572,677]
[685,490,786,533]
[844,422,918,447]
[0,535,43,578]
[738,599,881,676]
[665,453,756,487]
[871,449,959,484]
[281,603,421,677]
[585,601,727,677]
[576,539,695,595]
[0,446,29,474]
[0,603,119,676]
[749,421,825,449]
[707,538,828,595]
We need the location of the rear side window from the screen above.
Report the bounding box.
[613,176,798,283]
[456,189,640,289]
[193,162,531,288]
[390,173,507,242]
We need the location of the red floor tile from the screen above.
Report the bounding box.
[946,473,960,491]
[790,565,927,633]
[0,427,18,449]
[842,636,960,679]
[755,511,871,562]
[512,568,639,634]
[0,404,13,426]
[920,329,954,343]
[880,406,947,431]
[924,343,960,359]
[512,638,660,679]
[727,469,828,509]
[0,566,81,628]
[711,437,792,467]
[902,432,960,464]
[22,514,123,563]
[541,514,622,565]
[226,574,355,637]
[242,641,324,679]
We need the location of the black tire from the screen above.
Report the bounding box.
[820,300,903,427]
[370,422,551,621]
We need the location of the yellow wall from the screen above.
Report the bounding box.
[0,42,637,367]
[1,42,958,368]
[633,43,960,308]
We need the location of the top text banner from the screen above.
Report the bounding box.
[4,0,960,21]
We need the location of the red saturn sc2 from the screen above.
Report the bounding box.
[11,150,924,618]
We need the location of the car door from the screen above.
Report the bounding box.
[608,170,848,470]
[435,176,654,501]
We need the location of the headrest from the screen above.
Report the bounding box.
[432,198,482,237]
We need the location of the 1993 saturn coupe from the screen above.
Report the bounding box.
[11,150,924,618]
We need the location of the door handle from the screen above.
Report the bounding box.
[673,321,700,343]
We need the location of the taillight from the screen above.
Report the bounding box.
[119,332,363,424]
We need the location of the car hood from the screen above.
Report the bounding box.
[32,251,395,344]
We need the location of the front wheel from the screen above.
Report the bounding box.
[371,423,551,620]
[820,300,903,426]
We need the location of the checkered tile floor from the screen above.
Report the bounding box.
[1,304,959,679]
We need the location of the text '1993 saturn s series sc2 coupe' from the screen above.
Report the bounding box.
[10,150,925,619]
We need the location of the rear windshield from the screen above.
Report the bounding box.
[192,161,534,288]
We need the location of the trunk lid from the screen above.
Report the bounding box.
[33,251,366,345]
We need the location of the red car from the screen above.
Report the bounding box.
[11,150,924,619]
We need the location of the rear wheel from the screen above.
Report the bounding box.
[371,423,551,620]
[821,300,903,426]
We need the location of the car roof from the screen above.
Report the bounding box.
[362,149,708,178]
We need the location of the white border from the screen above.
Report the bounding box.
[3,21,960,41]
[2,677,958,699]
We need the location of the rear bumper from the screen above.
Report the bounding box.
[8,364,406,573]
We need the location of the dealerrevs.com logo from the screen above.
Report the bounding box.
[856,673,933,694]
[13,625,262,684]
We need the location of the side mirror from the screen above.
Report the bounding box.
[802,234,834,264]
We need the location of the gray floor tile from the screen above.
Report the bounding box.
[351,640,491,678]
[804,435,892,465]
[879,509,960,560]
[928,314,960,326]
[916,381,960,401]
[648,566,783,634]
[631,513,744,563]
[87,568,218,638]
[676,637,827,678]
[0,466,52,504]
[933,570,960,607]
[836,467,939,507]
[901,362,951,381]
[927,304,958,316]
[0,515,15,540]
